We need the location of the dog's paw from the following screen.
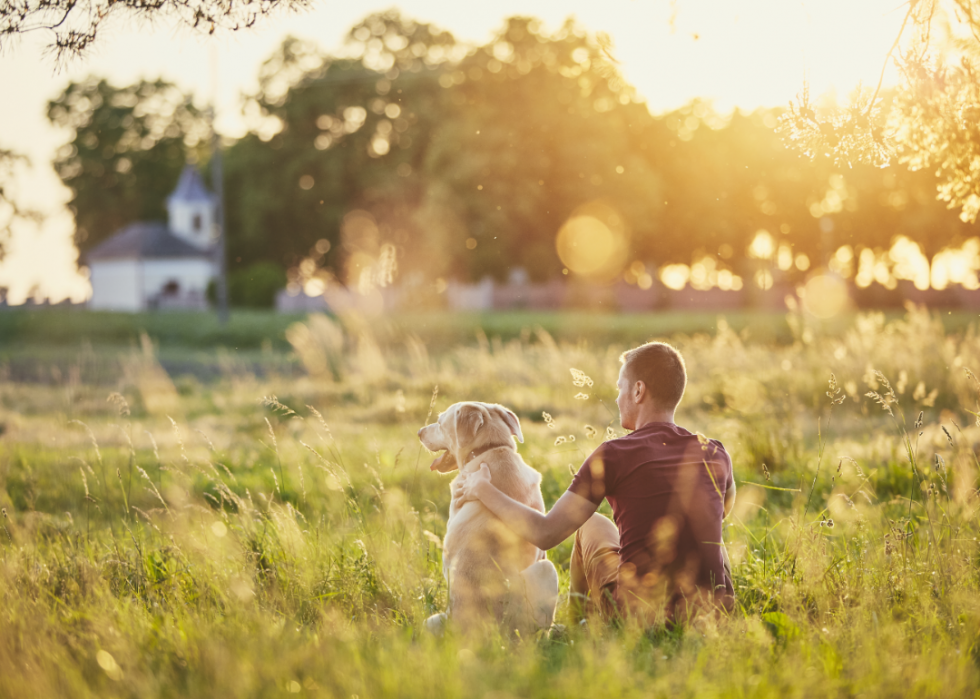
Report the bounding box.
[424,612,448,636]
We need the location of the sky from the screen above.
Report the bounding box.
[0,0,908,304]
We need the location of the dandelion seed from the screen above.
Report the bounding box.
[574,393,589,400]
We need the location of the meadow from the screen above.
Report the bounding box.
[2,304,980,698]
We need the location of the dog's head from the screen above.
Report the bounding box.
[418,401,524,473]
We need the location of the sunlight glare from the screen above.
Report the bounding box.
[555,201,630,282]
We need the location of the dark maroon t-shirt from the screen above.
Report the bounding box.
[568,422,734,612]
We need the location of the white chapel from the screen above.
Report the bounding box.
[86,165,217,311]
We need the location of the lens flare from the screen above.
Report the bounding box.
[555,201,629,282]
[802,274,849,319]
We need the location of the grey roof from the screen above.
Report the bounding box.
[86,221,213,261]
[167,165,213,204]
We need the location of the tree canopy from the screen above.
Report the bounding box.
[47,78,209,252]
[48,10,980,303]
[780,0,980,225]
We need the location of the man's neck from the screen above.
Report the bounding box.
[632,407,675,431]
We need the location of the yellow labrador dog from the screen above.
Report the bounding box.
[418,401,559,635]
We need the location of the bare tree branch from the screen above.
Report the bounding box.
[0,0,311,61]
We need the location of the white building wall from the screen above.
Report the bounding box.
[167,200,213,250]
[142,258,214,300]
[88,259,142,311]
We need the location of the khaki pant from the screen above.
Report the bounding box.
[569,513,621,620]
[569,512,733,623]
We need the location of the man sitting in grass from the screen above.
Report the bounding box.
[454,341,735,625]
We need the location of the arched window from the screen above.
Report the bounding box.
[192,214,202,232]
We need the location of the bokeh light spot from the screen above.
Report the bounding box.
[802,274,849,319]
[555,201,629,282]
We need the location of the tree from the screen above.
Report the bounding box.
[0,149,38,263]
[223,11,458,280]
[47,77,209,254]
[419,16,663,282]
[1,0,307,61]
[50,10,977,296]
[780,0,980,225]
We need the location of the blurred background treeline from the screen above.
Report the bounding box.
[47,11,979,309]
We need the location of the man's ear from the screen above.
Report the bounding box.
[492,405,524,443]
[633,379,648,403]
[456,403,489,444]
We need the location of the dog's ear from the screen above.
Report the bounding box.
[492,405,524,443]
[456,403,488,445]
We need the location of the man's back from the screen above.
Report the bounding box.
[568,422,733,617]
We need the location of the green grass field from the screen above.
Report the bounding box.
[2,306,980,697]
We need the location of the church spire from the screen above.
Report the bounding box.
[166,165,215,250]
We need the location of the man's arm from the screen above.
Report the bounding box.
[454,464,599,550]
[723,467,736,519]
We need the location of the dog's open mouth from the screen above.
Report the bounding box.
[429,449,459,473]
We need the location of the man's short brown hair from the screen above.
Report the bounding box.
[619,341,687,410]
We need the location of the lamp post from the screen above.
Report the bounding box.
[212,122,229,324]
[211,48,229,324]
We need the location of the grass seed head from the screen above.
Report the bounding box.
[942,425,954,447]
[569,368,594,387]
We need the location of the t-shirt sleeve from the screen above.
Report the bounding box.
[568,443,613,506]
[708,440,733,499]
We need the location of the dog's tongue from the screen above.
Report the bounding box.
[430,451,448,471]
[429,450,458,472]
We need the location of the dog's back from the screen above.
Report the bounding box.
[418,401,559,634]
[444,449,548,629]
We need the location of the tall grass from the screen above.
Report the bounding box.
[1,305,979,697]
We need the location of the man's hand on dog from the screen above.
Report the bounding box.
[452,463,492,505]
